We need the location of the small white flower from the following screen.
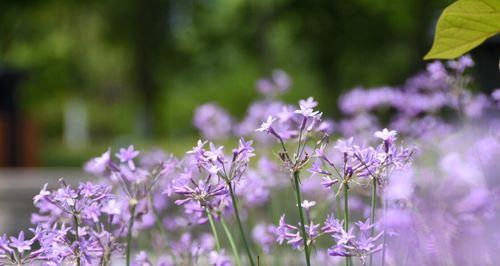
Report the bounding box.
[33,183,50,204]
[294,104,321,118]
[374,128,397,142]
[299,97,318,109]
[187,140,207,154]
[300,200,316,210]
[256,116,277,132]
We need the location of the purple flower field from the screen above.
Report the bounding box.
[1,56,500,266]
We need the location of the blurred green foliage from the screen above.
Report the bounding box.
[0,0,452,157]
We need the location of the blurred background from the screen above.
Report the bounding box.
[1,0,470,168]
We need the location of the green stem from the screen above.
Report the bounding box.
[73,213,81,266]
[369,177,377,266]
[206,209,222,252]
[220,216,242,266]
[335,190,342,220]
[228,184,255,266]
[126,201,137,266]
[293,171,311,266]
[344,184,349,266]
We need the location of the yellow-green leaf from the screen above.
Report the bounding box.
[424,0,500,60]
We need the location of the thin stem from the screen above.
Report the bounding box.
[296,127,304,157]
[293,171,311,266]
[344,183,349,266]
[335,189,342,220]
[228,184,255,266]
[126,201,137,266]
[220,216,242,266]
[73,213,81,266]
[369,177,377,266]
[206,208,222,252]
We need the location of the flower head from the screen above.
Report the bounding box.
[9,231,32,253]
[374,128,397,144]
[116,145,140,170]
[427,61,447,80]
[33,183,50,204]
[256,116,277,133]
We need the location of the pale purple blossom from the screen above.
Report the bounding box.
[9,231,32,253]
[116,145,140,170]
[255,116,277,133]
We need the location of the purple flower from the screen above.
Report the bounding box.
[233,138,255,163]
[320,176,339,189]
[9,231,32,253]
[447,55,474,73]
[206,143,224,162]
[427,61,447,80]
[33,183,50,204]
[333,228,355,245]
[309,159,332,177]
[275,214,321,250]
[209,250,232,266]
[171,174,228,214]
[334,137,356,154]
[322,215,343,234]
[277,105,295,122]
[193,103,233,140]
[272,70,292,92]
[275,215,289,244]
[295,101,322,119]
[133,251,152,266]
[492,88,500,101]
[84,149,111,175]
[255,69,291,96]
[255,116,277,133]
[328,245,349,256]
[252,223,276,254]
[374,128,397,144]
[116,145,140,170]
[355,219,374,232]
[299,97,318,109]
[0,234,13,254]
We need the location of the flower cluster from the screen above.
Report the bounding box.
[1,179,121,265]
[312,128,414,192]
[326,219,383,264]
[337,55,495,139]
[275,204,383,264]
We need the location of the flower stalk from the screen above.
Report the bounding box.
[228,184,255,266]
[126,199,137,266]
[293,170,311,266]
[73,213,81,266]
[206,208,222,252]
[220,216,241,266]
